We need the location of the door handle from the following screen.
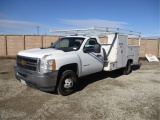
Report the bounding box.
[96,54,101,57]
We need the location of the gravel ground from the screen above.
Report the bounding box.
[0,59,160,120]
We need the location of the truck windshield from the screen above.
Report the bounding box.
[49,37,85,52]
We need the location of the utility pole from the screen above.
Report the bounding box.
[37,26,39,35]
[158,38,160,58]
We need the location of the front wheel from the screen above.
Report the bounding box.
[57,70,77,96]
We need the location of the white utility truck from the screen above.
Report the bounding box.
[14,27,141,96]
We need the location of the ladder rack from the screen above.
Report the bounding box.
[51,26,141,37]
[50,26,141,45]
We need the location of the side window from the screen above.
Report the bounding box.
[84,38,97,52]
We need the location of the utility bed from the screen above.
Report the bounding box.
[101,34,140,71]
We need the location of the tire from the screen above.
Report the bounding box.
[123,61,132,75]
[57,70,77,96]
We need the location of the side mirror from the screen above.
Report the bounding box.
[83,48,87,53]
[51,42,53,45]
[94,44,101,53]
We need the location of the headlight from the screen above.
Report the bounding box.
[40,59,56,73]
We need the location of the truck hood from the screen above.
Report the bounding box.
[18,48,64,58]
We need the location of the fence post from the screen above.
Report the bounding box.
[5,35,7,56]
[41,35,43,48]
[23,35,25,50]
[145,38,147,56]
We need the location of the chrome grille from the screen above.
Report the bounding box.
[17,55,40,71]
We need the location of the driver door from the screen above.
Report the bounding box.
[79,38,104,76]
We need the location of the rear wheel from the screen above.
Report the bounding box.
[57,70,77,96]
[123,61,132,75]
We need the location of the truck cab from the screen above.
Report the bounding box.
[14,35,104,96]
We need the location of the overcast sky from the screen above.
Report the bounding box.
[0,0,159,38]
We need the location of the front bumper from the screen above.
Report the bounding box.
[14,65,58,92]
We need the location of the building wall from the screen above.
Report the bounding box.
[0,35,6,56]
[7,35,24,55]
[0,35,159,58]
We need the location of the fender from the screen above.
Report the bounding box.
[48,52,82,77]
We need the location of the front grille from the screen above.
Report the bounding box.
[17,55,40,72]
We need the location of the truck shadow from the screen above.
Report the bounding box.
[76,64,141,92]
[76,71,121,92]
[132,63,141,71]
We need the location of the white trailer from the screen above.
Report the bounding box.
[14,27,141,96]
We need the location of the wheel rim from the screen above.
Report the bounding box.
[64,78,74,89]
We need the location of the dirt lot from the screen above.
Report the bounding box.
[0,59,160,120]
